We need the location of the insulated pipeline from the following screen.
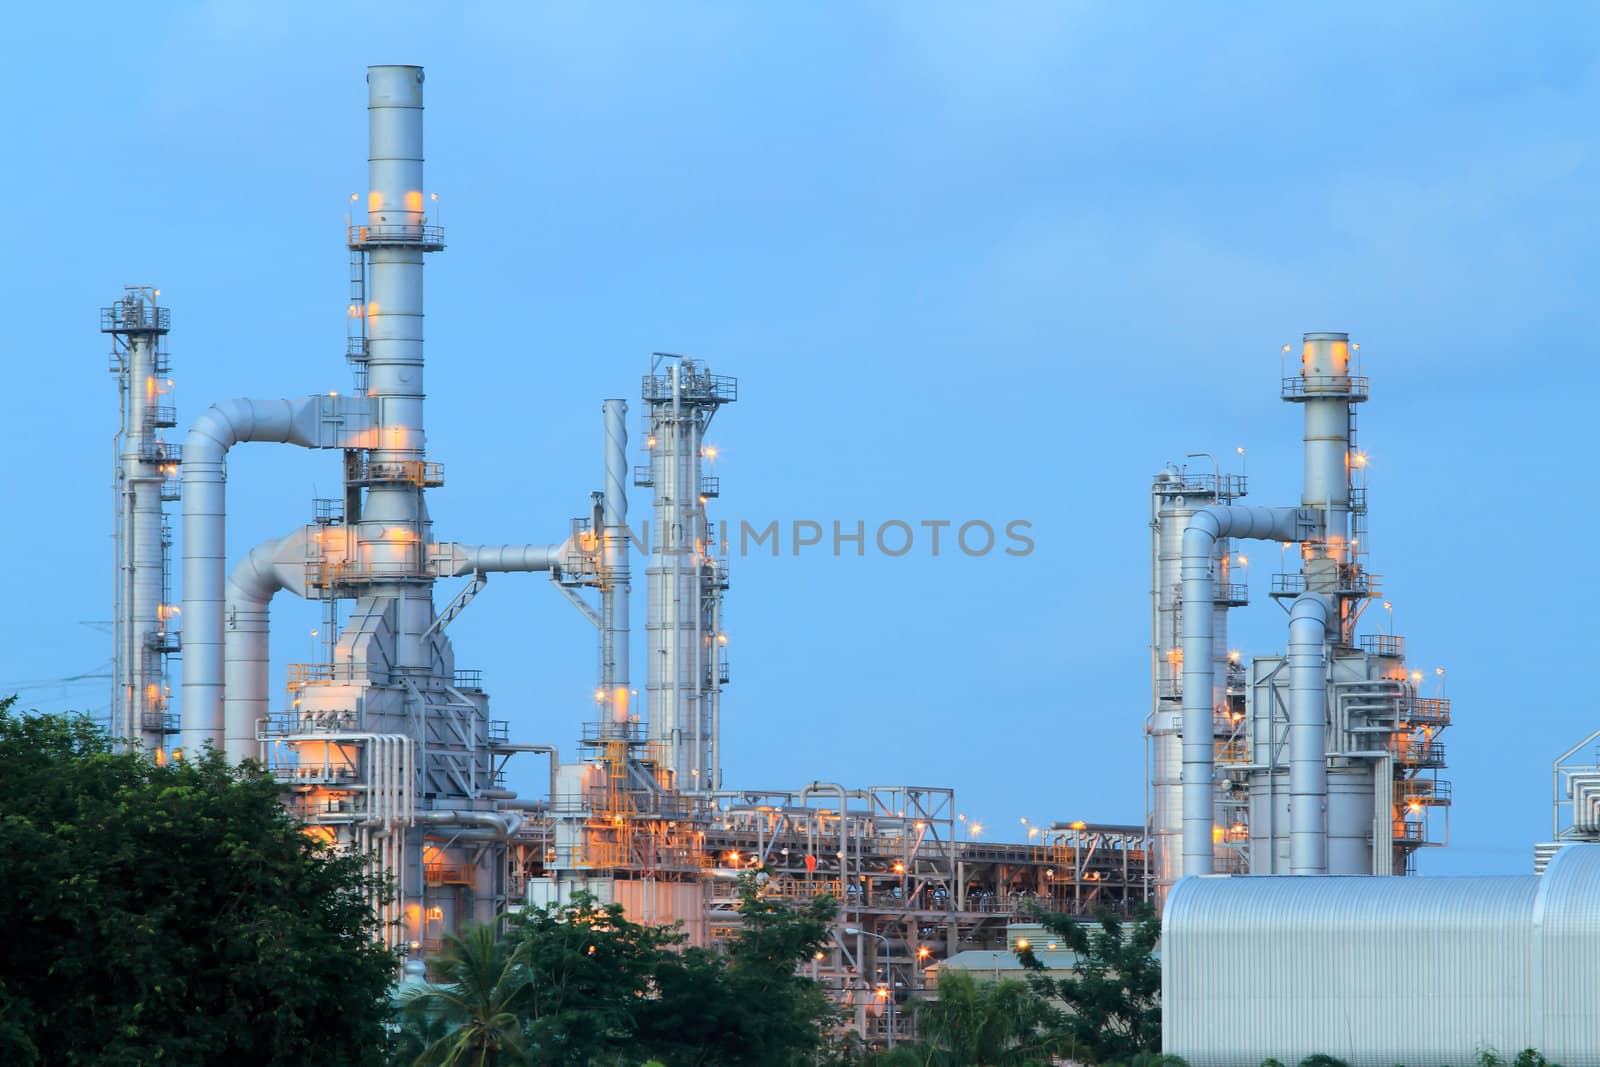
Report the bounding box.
[181,397,322,754]
[1180,506,1310,876]
[222,529,311,764]
[1288,593,1332,875]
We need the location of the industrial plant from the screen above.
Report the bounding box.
[99,64,1599,1060]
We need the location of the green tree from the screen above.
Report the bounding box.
[0,699,396,1066]
[504,891,684,1065]
[490,876,838,1067]
[697,877,839,1066]
[913,970,1054,1066]
[399,924,530,1066]
[1017,904,1162,1064]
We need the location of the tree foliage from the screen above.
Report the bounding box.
[506,891,685,1065]
[1017,904,1162,1064]
[402,876,840,1067]
[0,700,397,1066]
[400,924,530,1066]
[913,969,1055,1066]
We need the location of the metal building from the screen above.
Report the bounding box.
[1163,843,1600,1066]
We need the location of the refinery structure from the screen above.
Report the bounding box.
[98,65,1563,1053]
[103,67,1149,1045]
[1146,332,1451,894]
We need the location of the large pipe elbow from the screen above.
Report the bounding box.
[414,809,523,838]
[181,397,323,757]
[183,397,320,470]
[1288,593,1333,875]
[1182,505,1306,552]
[1179,504,1311,878]
[222,530,311,764]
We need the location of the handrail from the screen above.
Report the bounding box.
[1281,375,1370,400]
[347,223,445,248]
[1359,634,1405,657]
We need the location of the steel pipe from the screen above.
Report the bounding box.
[1180,506,1309,876]
[415,809,523,837]
[1288,593,1332,875]
[181,396,324,754]
[432,542,565,575]
[601,399,631,731]
[222,529,311,764]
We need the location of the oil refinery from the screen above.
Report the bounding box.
[93,63,1598,1060]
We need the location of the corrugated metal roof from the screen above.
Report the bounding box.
[1163,843,1600,1067]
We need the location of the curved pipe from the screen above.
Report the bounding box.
[1181,506,1309,876]
[223,529,311,764]
[181,397,322,754]
[1289,594,1332,875]
[415,809,524,837]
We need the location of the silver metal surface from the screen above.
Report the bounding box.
[1288,593,1330,875]
[1179,505,1306,875]
[105,288,178,752]
[1164,844,1600,1066]
[601,399,630,732]
[1148,466,1245,892]
[640,356,734,790]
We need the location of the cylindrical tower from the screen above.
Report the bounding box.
[639,356,735,791]
[1288,332,1363,613]
[1282,331,1372,875]
[104,288,179,753]
[353,64,441,671]
[601,399,631,732]
[1148,463,1246,896]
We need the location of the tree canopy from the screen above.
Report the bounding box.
[399,878,841,1067]
[0,699,396,1066]
[1017,904,1162,1064]
[913,969,1054,1066]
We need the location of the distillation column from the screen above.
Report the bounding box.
[1149,464,1248,895]
[639,356,735,791]
[105,288,179,753]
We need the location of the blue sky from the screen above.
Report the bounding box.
[2,3,1594,875]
